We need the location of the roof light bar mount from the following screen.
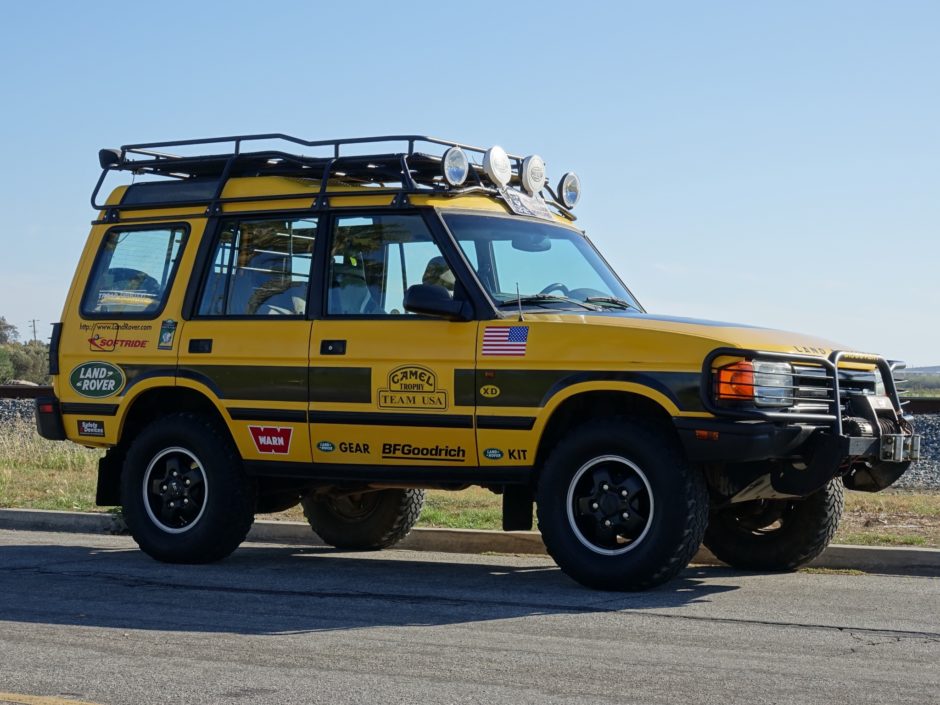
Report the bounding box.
[90,133,575,221]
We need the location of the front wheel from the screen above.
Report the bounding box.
[120,413,255,563]
[302,488,425,550]
[536,418,708,591]
[704,479,844,571]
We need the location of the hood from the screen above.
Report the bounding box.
[547,311,846,358]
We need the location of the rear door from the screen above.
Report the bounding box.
[178,215,318,463]
[308,212,478,473]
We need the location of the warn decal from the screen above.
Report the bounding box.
[248,426,293,455]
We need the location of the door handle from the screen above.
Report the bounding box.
[320,339,346,355]
[188,338,213,354]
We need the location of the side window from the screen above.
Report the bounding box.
[81,226,187,317]
[197,217,317,317]
[327,214,454,316]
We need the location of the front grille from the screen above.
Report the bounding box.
[789,364,878,414]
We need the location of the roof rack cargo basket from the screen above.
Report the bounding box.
[90,133,576,221]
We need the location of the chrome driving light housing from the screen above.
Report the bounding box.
[483,145,512,188]
[558,171,581,208]
[753,361,793,407]
[441,147,469,187]
[521,154,546,195]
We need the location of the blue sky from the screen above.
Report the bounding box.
[1,2,937,364]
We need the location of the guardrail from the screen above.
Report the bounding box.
[0,385,51,399]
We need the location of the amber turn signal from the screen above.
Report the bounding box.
[717,361,754,400]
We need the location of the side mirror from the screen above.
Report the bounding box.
[404,284,471,321]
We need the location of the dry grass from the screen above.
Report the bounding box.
[1,418,938,547]
[0,418,102,511]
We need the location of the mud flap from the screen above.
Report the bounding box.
[96,447,124,506]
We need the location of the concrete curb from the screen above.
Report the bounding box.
[1,508,938,575]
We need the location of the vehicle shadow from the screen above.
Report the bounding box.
[0,542,743,636]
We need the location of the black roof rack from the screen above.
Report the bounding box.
[91,133,575,221]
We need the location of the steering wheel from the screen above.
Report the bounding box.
[539,282,570,296]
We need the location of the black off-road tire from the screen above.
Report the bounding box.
[120,413,255,564]
[704,479,844,571]
[536,417,708,591]
[302,489,425,550]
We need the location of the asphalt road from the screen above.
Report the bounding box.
[0,530,938,705]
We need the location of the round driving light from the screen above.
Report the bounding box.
[558,171,581,208]
[521,154,546,195]
[441,147,469,187]
[483,145,512,188]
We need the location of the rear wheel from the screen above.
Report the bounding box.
[704,479,844,571]
[120,413,254,564]
[302,488,425,550]
[536,417,708,590]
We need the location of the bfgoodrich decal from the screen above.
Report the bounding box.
[381,443,465,462]
[248,426,293,454]
[69,361,126,398]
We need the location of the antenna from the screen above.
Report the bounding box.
[516,283,524,322]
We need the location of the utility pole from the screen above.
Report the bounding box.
[28,319,39,343]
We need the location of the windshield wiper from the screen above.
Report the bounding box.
[584,296,640,311]
[497,294,598,311]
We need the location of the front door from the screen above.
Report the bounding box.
[308,212,478,473]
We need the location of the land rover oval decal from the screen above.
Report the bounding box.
[69,361,126,398]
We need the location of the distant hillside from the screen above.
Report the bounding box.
[903,369,940,397]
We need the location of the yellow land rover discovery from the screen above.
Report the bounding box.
[36,134,921,590]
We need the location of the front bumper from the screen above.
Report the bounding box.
[675,347,922,498]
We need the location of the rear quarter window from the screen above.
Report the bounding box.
[81,226,188,318]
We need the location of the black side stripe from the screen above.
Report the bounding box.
[61,402,119,416]
[309,410,474,429]
[228,408,308,423]
[476,416,536,430]
[456,368,703,412]
[309,366,371,403]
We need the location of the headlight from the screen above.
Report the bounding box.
[753,361,793,407]
[716,360,792,407]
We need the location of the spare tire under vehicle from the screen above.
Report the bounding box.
[302,488,425,550]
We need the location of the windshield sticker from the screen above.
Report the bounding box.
[499,187,555,221]
[158,319,178,350]
[378,365,448,410]
[248,426,293,454]
[482,326,529,357]
[69,361,125,398]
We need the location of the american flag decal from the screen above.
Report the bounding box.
[482,326,529,356]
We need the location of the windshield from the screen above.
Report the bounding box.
[442,213,642,312]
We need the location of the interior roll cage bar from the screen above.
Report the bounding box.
[91,133,575,222]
